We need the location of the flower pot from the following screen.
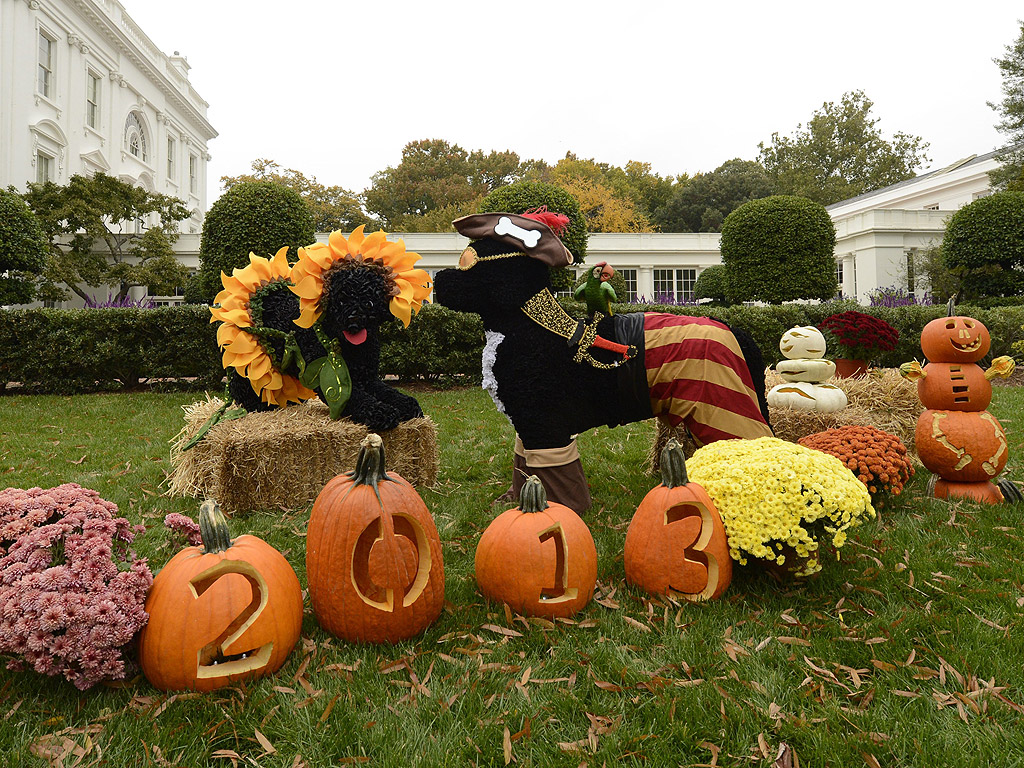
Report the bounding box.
[834,358,868,378]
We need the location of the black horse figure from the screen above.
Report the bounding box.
[432,211,772,512]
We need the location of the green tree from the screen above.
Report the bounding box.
[540,155,654,232]
[758,90,930,205]
[365,139,526,229]
[692,263,731,305]
[941,191,1024,299]
[720,195,838,304]
[653,159,776,232]
[191,180,315,304]
[0,188,48,305]
[22,173,190,303]
[221,158,370,232]
[989,21,1024,191]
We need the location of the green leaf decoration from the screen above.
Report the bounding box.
[300,356,327,390]
[319,356,352,420]
[181,403,249,452]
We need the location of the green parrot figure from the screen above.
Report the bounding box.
[574,261,618,316]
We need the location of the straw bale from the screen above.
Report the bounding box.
[647,368,923,473]
[167,397,439,514]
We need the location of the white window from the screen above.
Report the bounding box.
[676,268,696,302]
[125,111,147,162]
[38,31,55,98]
[167,137,176,179]
[653,268,696,302]
[86,72,100,129]
[619,269,637,302]
[836,259,844,299]
[923,203,939,211]
[36,151,53,184]
[189,153,198,194]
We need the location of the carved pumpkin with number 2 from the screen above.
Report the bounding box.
[624,438,731,600]
[306,434,444,644]
[475,475,597,618]
[138,500,303,692]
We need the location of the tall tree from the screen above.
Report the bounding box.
[535,155,655,232]
[0,188,48,305]
[221,159,369,232]
[364,139,526,230]
[22,173,190,303]
[653,159,776,232]
[758,90,930,205]
[989,20,1024,191]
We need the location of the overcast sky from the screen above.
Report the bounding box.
[122,1,1022,206]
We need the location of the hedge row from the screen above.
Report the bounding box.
[3,302,1023,394]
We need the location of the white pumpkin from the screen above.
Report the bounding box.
[767,381,848,413]
[776,358,836,383]
[779,326,827,360]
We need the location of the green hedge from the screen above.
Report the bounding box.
[4,302,1022,394]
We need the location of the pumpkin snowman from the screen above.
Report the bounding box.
[767,326,848,413]
[901,306,1019,504]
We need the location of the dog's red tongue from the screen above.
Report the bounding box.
[343,328,367,345]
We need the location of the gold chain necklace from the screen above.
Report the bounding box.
[521,289,635,369]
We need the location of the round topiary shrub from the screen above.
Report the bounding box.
[942,191,1024,300]
[195,181,316,304]
[720,195,837,304]
[693,263,730,305]
[0,188,48,305]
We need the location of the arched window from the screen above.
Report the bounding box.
[124,111,147,162]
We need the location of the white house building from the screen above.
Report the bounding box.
[0,0,216,232]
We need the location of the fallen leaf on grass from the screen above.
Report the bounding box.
[503,726,512,765]
[255,728,276,755]
[774,742,795,768]
[482,624,523,637]
[70,455,87,465]
[698,740,721,766]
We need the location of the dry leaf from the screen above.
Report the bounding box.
[503,726,512,765]
[255,728,277,755]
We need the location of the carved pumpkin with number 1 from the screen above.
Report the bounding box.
[306,434,444,644]
[475,475,597,618]
[138,500,303,692]
[624,438,731,600]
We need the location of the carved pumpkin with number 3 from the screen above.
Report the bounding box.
[306,433,444,644]
[624,438,731,600]
[475,475,597,618]
[139,500,303,692]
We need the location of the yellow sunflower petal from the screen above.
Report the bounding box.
[223,332,259,353]
[294,306,318,329]
[249,255,274,283]
[233,258,263,291]
[390,297,413,328]
[217,323,240,346]
[303,242,335,270]
[388,251,423,274]
[346,226,366,256]
[268,246,291,278]
[219,272,248,295]
[291,275,323,300]
[360,230,387,258]
[248,354,273,381]
[217,308,253,328]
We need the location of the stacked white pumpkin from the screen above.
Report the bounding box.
[767,326,848,413]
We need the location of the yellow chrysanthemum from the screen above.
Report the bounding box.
[289,226,432,329]
[209,247,317,408]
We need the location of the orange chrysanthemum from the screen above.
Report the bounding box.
[289,226,432,329]
[209,246,317,408]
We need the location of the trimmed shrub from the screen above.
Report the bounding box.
[193,181,316,304]
[0,188,48,305]
[942,191,1024,300]
[693,264,731,305]
[720,195,838,304]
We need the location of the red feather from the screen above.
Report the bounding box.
[521,206,570,237]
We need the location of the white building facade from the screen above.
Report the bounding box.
[0,0,216,234]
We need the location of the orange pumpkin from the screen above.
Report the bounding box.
[306,434,444,644]
[624,439,731,600]
[932,479,1004,505]
[917,362,991,411]
[139,500,303,692]
[475,475,597,618]
[916,409,1008,482]
[920,316,991,363]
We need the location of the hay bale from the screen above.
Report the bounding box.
[167,397,439,514]
[647,368,923,473]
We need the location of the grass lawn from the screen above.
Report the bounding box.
[1,384,1023,767]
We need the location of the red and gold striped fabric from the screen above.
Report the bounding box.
[644,314,772,446]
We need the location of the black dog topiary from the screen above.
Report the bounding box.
[211,228,432,432]
[433,211,773,513]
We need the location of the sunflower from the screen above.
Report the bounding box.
[289,226,432,329]
[209,246,317,407]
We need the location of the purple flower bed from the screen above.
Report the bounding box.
[0,484,152,689]
[84,292,157,309]
[867,286,933,307]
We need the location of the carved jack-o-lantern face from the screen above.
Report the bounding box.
[767,381,847,413]
[475,476,597,618]
[139,501,303,692]
[918,363,991,412]
[779,326,827,360]
[306,435,444,644]
[920,316,991,363]
[624,439,731,600]
[776,358,836,383]
[916,409,1008,482]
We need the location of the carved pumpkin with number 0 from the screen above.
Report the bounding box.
[138,500,303,692]
[306,434,444,644]
[475,475,597,618]
[624,438,731,600]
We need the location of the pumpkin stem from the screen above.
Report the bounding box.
[519,475,550,514]
[349,433,390,488]
[198,499,233,553]
[659,438,689,488]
